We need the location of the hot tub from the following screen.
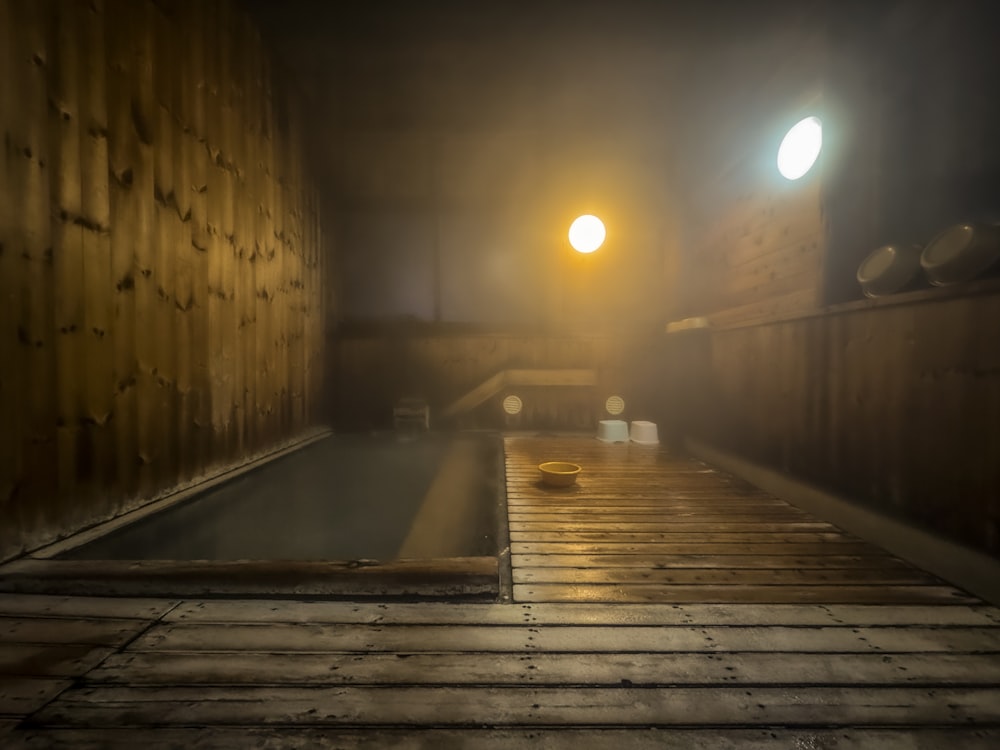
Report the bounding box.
[0,432,507,599]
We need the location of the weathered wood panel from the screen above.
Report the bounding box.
[682,181,825,322]
[0,644,114,679]
[0,616,150,647]
[28,684,1000,726]
[3,593,1000,745]
[674,291,1000,557]
[0,558,498,599]
[0,594,175,621]
[165,600,1000,627]
[514,584,973,605]
[128,622,1000,654]
[4,0,59,561]
[105,0,141,503]
[664,4,1000,549]
[513,553,916,569]
[512,567,931,585]
[0,1,15,535]
[0,0,329,563]
[0,677,70,716]
[8,728,1000,750]
[504,436,972,604]
[85,649,1000,686]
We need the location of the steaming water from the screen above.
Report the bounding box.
[61,433,497,561]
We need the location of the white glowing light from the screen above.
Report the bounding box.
[568,215,606,253]
[777,116,822,180]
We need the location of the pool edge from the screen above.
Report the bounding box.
[0,556,499,601]
[24,429,335,561]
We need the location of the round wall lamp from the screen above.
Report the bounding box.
[777,116,823,180]
[569,214,606,253]
[605,395,625,415]
[502,394,523,415]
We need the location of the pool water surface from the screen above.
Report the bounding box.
[59,432,501,562]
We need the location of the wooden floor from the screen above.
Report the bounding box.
[2,435,1000,746]
[504,436,976,605]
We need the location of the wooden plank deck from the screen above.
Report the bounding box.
[2,597,999,746]
[504,435,975,604]
[2,436,1000,745]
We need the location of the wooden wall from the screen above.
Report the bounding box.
[660,1,1000,557]
[680,175,827,328]
[0,0,329,562]
[676,1,1000,325]
[334,326,663,431]
[665,288,1000,557]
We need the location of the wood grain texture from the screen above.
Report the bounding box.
[5,390,1000,750]
[0,677,71,716]
[84,649,1000,686]
[0,616,149,647]
[7,0,59,560]
[164,600,1000,626]
[674,291,1000,558]
[0,644,114,679]
[0,0,329,563]
[3,593,999,743]
[504,436,971,604]
[513,583,975,604]
[511,567,933,585]
[7,728,1000,750]
[128,622,1000,654]
[27,684,1000,726]
[0,595,175,621]
[679,178,825,323]
[0,0,20,522]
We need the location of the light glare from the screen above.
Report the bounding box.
[777,116,822,180]
[569,215,606,253]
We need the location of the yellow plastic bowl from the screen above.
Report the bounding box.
[538,461,582,487]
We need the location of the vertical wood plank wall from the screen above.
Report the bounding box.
[679,178,826,327]
[669,292,1000,558]
[0,0,328,561]
[661,3,1000,559]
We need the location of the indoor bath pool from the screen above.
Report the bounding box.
[0,432,506,599]
[62,432,501,561]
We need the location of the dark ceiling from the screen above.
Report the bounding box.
[239,0,832,180]
[234,0,1000,322]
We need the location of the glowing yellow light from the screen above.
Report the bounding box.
[568,215,606,253]
[605,395,625,415]
[502,395,522,415]
[777,116,822,180]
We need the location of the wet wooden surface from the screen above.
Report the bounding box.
[2,437,1000,745]
[504,436,975,604]
[0,558,498,599]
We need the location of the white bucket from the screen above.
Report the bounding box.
[597,419,629,443]
[630,420,659,445]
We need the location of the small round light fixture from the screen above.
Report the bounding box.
[605,395,625,415]
[502,394,523,415]
[568,214,606,253]
[777,116,822,180]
